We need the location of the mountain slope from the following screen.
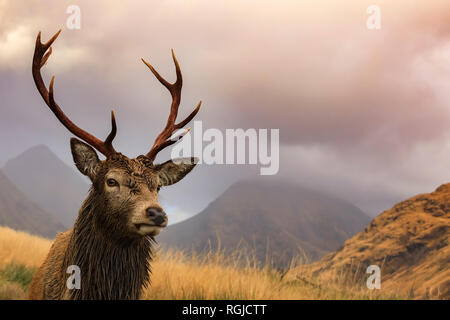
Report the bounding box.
[286,183,450,299]
[0,170,65,238]
[2,145,89,227]
[158,180,371,267]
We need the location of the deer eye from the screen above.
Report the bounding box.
[157,186,161,192]
[107,178,119,187]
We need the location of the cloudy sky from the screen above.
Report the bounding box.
[1,0,450,220]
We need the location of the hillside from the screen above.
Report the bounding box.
[3,145,89,227]
[158,180,371,267]
[286,183,450,299]
[0,170,65,238]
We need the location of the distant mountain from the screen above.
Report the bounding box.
[2,145,89,228]
[286,183,450,299]
[158,180,371,267]
[0,170,65,238]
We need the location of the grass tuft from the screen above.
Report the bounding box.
[0,263,36,290]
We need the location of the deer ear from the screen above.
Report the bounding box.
[155,157,198,186]
[70,138,101,181]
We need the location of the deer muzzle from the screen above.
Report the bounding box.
[145,207,168,227]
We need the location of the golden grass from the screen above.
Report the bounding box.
[0,226,402,300]
[142,248,404,300]
[0,281,25,300]
[0,226,52,268]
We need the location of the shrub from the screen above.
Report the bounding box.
[0,263,36,290]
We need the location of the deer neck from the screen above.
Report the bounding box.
[64,192,153,300]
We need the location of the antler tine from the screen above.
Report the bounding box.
[142,50,202,162]
[104,110,117,147]
[32,30,117,157]
[175,101,202,129]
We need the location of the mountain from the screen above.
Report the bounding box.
[0,170,65,238]
[2,145,90,228]
[158,180,371,267]
[286,183,450,299]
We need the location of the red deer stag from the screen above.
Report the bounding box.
[28,30,201,300]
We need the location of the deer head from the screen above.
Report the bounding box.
[32,30,201,239]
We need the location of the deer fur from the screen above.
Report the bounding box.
[28,139,197,299]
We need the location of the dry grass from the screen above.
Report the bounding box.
[0,226,402,300]
[143,248,402,300]
[0,281,25,300]
[0,226,52,268]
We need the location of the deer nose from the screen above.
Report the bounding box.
[145,207,167,226]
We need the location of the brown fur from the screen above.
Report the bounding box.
[28,142,196,300]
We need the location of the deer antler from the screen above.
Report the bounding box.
[32,30,117,157]
[142,50,202,162]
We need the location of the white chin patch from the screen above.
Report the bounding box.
[138,225,162,236]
